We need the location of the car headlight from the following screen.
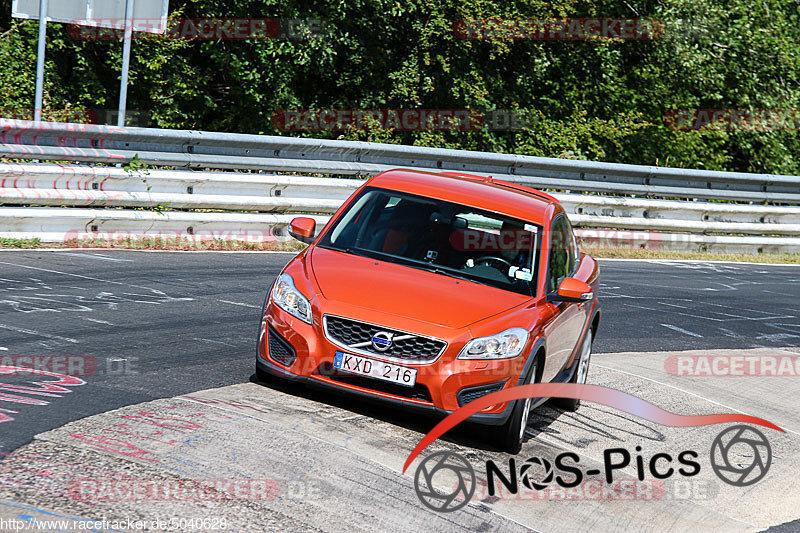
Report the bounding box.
[458,328,529,360]
[271,273,312,324]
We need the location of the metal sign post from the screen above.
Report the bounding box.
[118,0,135,127]
[33,0,48,121]
[12,0,169,125]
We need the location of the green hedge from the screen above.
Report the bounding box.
[1,0,798,174]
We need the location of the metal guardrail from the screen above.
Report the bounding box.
[1,119,800,253]
[3,119,800,201]
[0,206,329,245]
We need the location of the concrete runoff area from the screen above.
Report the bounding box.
[0,346,798,532]
[0,251,798,531]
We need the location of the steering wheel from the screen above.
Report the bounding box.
[473,256,513,269]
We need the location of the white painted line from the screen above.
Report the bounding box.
[119,250,297,254]
[594,363,800,436]
[0,323,78,344]
[0,260,131,286]
[192,337,238,347]
[0,248,298,254]
[0,260,164,292]
[219,299,261,309]
[0,347,7,351]
[82,317,115,326]
[660,323,704,338]
[594,346,800,356]
[756,333,800,342]
[597,257,800,267]
[57,252,134,262]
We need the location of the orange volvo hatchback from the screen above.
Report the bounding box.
[257,169,600,452]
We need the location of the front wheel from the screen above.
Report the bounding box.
[497,357,538,454]
[557,330,592,412]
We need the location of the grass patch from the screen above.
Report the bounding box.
[0,236,307,252]
[585,247,800,264]
[2,238,797,263]
[0,237,42,248]
[60,237,309,252]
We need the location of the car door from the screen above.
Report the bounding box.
[541,215,584,382]
[564,216,592,329]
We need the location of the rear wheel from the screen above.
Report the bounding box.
[497,357,539,454]
[557,330,592,412]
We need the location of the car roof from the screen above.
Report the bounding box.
[367,168,559,225]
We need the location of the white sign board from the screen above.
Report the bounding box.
[12,0,169,33]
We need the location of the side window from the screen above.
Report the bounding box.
[565,217,580,271]
[548,216,572,293]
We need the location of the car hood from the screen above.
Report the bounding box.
[309,247,530,329]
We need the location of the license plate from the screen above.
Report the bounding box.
[333,351,417,387]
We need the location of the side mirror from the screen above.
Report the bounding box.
[288,217,316,244]
[546,277,593,304]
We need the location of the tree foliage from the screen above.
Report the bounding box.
[1,0,798,174]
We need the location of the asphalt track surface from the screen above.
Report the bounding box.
[1,250,798,455]
[0,250,799,531]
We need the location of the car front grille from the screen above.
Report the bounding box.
[323,315,446,362]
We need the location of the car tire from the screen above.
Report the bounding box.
[557,330,592,412]
[497,357,539,455]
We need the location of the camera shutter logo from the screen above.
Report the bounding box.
[414,451,476,512]
[520,457,554,490]
[710,425,772,487]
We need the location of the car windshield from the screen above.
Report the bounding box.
[318,187,541,296]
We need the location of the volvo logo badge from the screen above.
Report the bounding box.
[371,331,394,352]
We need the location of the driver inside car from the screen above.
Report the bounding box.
[499,221,531,268]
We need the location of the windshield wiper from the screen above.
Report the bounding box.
[329,245,369,259]
[418,264,475,283]
[329,246,479,284]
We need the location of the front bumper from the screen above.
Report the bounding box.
[256,302,529,425]
[256,356,516,426]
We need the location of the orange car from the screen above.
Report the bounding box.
[256,169,600,452]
